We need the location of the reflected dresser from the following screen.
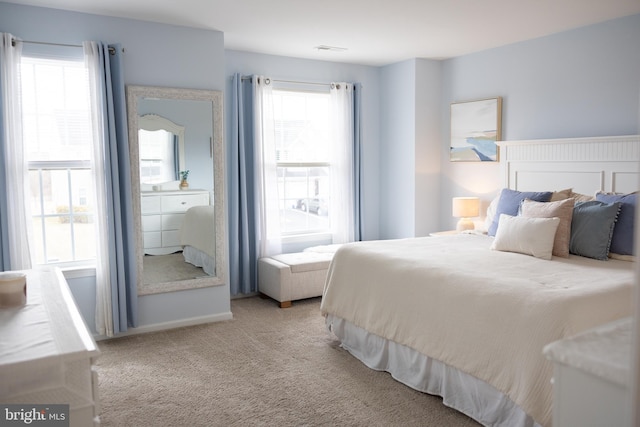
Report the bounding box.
[141,189,210,255]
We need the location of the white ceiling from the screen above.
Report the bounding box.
[5,0,640,66]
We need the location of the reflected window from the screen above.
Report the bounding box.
[139,128,179,183]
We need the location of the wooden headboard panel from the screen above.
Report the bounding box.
[498,135,640,195]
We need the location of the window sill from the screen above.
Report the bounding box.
[281,232,332,245]
[61,266,96,279]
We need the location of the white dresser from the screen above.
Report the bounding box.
[0,267,100,426]
[141,190,210,255]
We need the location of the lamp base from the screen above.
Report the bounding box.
[456,218,475,232]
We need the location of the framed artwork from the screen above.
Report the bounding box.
[450,97,502,162]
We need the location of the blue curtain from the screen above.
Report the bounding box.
[228,73,259,295]
[173,134,180,181]
[95,43,138,331]
[353,83,363,241]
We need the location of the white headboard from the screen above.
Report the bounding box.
[498,135,640,195]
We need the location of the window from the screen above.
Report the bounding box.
[20,56,97,266]
[139,128,177,183]
[272,89,331,236]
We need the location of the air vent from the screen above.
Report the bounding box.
[314,45,348,52]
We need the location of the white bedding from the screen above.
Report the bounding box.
[180,205,215,274]
[320,234,634,427]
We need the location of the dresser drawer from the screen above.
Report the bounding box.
[141,196,161,214]
[142,214,161,232]
[162,230,181,247]
[143,231,161,248]
[161,193,209,213]
[162,213,185,230]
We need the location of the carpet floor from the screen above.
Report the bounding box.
[96,296,480,427]
[142,253,207,285]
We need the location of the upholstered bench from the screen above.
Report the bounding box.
[258,245,341,308]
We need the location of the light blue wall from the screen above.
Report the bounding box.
[438,13,640,231]
[379,60,417,238]
[224,50,382,243]
[415,58,443,237]
[378,58,443,238]
[0,2,230,335]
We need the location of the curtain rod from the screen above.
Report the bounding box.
[240,75,331,87]
[11,38,117,55]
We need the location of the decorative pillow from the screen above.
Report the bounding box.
[550,188,572,201]
[595,192,636,256]
[570,201,621,260]
[569,190,594,203]
[491,214,560,260]
[487,189,553,236]
[609,253,636,262]
[520,198,575,258]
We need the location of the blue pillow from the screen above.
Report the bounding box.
[488,189,553,236]
[595,192,636,255]
[570,200,621,260]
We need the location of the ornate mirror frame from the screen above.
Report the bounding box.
[126,85,226,295]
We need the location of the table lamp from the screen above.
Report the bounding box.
[452,197,480,232]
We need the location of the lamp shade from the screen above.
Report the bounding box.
[452,197,480,218]
[452,197,480,231]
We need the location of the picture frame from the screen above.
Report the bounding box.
[450,97,502,162]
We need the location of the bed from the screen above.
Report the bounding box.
[320,135,640,427]
[180,205,216,275]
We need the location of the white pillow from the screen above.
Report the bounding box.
[491,214,560,260]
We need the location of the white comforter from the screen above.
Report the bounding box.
[320,234,634,427]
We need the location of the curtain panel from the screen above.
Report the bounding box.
[353,83,363,242]
[0,33,33,270]
[229,73,259,295]
[84,41,137,336]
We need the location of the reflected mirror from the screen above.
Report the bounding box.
[126,85,226,295]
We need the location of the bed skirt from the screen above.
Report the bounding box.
[325,314,542,427]
[183,245,215,276]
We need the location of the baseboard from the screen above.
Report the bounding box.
[94,311,234,341]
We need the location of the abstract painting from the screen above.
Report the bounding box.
[450,97,502,162]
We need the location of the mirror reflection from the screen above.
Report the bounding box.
[126,85,226,295]
[138,114,185,185]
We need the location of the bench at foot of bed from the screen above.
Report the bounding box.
[258,246,341,308]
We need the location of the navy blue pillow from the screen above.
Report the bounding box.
[488,189,553,236]
[595,192,636,255]
[570,200,621,260]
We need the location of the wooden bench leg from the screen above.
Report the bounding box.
[259,292,292,308]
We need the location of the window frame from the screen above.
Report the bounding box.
[20,54,98,269]
[271,86,333,241]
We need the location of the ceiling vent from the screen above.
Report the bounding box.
[314,45,348,52]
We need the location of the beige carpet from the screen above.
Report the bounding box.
[142,253,207,284]
[96,296,480,427]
